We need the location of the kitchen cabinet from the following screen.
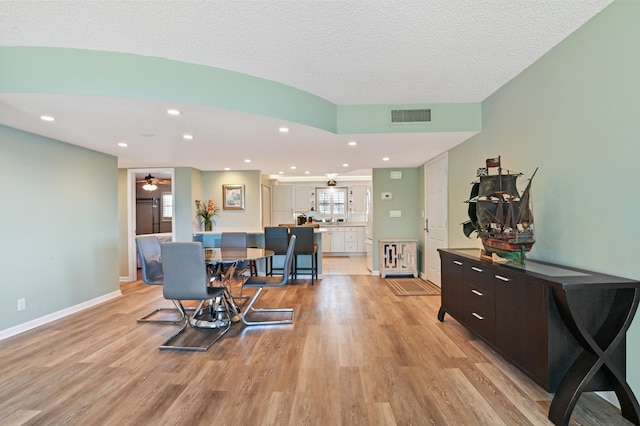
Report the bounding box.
[379,239,418,278]
[343,226,358,252]
[349,185,368,214]
[322,226,366,253]
[438,248,640,425]
[294,186,314,213]
[323,226,345,253]
[272,184,294,225]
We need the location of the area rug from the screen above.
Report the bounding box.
[385,278,441,296]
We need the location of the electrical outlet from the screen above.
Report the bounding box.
[17,298,26,311]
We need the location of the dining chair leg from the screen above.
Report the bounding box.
[159,299,233,351]
[241,287,295,326]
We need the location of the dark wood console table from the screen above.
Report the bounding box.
[438,248,640,426]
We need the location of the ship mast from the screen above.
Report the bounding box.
[498,155,502,192]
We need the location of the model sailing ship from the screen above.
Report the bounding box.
[463,156,538,263]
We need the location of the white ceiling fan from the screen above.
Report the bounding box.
[136,174,171,191]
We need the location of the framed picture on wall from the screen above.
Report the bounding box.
[222,184,245,210]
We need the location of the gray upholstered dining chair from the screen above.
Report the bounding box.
[159,242,235,351]
[135,236,185,324]
[289,226,318,285]
[263,226,290,276]
[241,235,296,326]
[220,232,251,276]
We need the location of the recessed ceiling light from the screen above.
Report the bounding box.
[183,134,193,140]
[278,171,284,175]
[305,171,310,174]
[383,157,390,161]
[224,167,230,171]
[244,159,251,163]
[290,166,296,170]
[117,142,128,147]
[167,109,180,116]
[342,163,349,167]
[40,115,55,122]
[279,127,289,133]
[348,141,357,146]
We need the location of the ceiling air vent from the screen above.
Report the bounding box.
[390,108,431,124]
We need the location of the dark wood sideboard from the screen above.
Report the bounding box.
[438,248,640,426]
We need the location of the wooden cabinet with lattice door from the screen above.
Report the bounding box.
[379,239,418,278]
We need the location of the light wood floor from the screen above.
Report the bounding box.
[0,275,632,425]
[323,255,370,275]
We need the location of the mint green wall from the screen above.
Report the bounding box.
[0,47,480,137]
[117,169,128,277]
[201,170,262,229]
[337,103,481,133]
[0,125,119,330]
[448,0,640,395]
[173,167,201,242]
[0,47,337,133]
[371,168,420,271]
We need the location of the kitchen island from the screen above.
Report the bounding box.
[193,227,326,277]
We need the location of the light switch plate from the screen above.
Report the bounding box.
[390,210,402,217]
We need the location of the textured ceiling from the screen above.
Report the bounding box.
[0,0,614,178]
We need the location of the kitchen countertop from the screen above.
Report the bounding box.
[309,222,366,227]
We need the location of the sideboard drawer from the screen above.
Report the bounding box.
[464,262,495,293]
[464,283,496,344]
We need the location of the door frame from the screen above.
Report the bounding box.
[126,168,175,282]
[423,152,448,286]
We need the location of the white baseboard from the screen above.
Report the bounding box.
[0,290,122,341]
[596,391,620,409]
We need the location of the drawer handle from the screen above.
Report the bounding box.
[471,266,483,272]
[495,275,510,282]
[471,289,484,296]
[472,312,484,320]
[453,260,463,266]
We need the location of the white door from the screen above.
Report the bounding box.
[424,153,448,286]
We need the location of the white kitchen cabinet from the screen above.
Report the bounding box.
[379,239,418,278]
[294,186,314,213]
[321,231,331,252]
[322,226,346,253]
[349,185,368,214]
[272,184,294,225]
[322,226,366,253]
[343,226,358,252]
[330,227,345,252]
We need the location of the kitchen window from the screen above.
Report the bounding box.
[316,187,347,219]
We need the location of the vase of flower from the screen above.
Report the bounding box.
[195,199,219,232]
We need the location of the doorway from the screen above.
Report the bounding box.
[424,153,448,286]
[127,168,175,282]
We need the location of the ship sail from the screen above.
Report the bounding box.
[462,157,537,263]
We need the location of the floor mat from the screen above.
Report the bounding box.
[385,278,441,296]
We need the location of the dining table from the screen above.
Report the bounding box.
[202,247,275,327]
[204,247,275,264]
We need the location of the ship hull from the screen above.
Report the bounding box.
[481,237,534,262]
